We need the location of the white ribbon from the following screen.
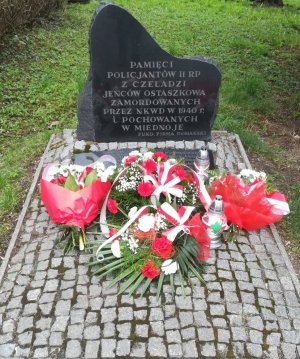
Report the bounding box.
[144,162,183,202]
[266,198,290,215]
[97,205,155,260]
[160,203,194,242]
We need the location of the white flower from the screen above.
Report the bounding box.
[161,260,178,275]
[129,150,141,157]
[142,151,154,160]
[128,206,138,219]
[167,158,177,165]
[137,215,155,232]
[111,240,121,258]
[100,165,115,181]
[239,169,266,182]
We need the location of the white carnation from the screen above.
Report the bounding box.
[161,260,178,275]
[137,215,155,232]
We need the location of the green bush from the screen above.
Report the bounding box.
[0,0,66,37]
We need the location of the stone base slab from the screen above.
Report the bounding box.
[0,130,299,359]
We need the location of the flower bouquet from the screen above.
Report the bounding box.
[89,151,211,297]
[209,169,290,239]
[40,160,114,252]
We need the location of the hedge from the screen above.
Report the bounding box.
[0,0,65,37]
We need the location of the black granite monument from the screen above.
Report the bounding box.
[77,3,221,143]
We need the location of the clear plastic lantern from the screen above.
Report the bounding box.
[194,145,210,182]
[202,195,227,249]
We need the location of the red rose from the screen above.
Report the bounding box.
[50,175,67,185]
[142,159,157,173]
[153,152,167,162]
[175,166,187,181]
[107,198,118,214]
[141,259,160,279]
[137,182,156,197]
[125,155,137,166]
[152,236,174,259]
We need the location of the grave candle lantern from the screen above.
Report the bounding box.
[202,195,227,249]
[194,145,210,182]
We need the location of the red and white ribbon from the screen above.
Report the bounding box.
[266,192,290,216]
[144,162,183,202]
[158,202,194,242]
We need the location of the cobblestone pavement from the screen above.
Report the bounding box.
[0,130,300,358]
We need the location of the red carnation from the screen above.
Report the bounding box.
[109,227,119,240]
[185,173,194,184]
[125,155,137,166]
[141,259,160,279]
[107,198,118,214]
[86,166,94,175]
[137,182,156,197]
[153,152,167,162]
[142,159,157,173]
[152,236,174,259]
[175,166,187,181]
[50,175,67,185]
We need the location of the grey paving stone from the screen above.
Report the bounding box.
[118,307,133,321]
[201,342,216,357]
[247,316,264,331]
[65,339,82,358]
[246,343,263,358]
[103,322,115,337]
[49,331,64,346]
[33,347,48,358]
[101,339,116,358]
[84,325,100,340]
[181,327,196,340]
[182,340,198,358]
[166,330,181,344]
[18,331,33,346]
[179,311,193,328]
[148,337,167,357]
[168,343,183,358]
[33,330,50,346]
[131,342,146,357]
[0,343,15,358]
[198,327,215,342]
[101,307,117,323]
[116,339,131,356]
[210,304,225,316]
[135,324,149,338]
[134,309,147,321]
[267,332,282,346]
[51,316,69,331]
[218,329,230,343]
[232,327,247,341]
[85,340,100,358]
[150,321,165,336]
[17,316,33,333]
[175,296,193,309]
[117,323,131,339]
[282,343,297,359]
[250,329,263,344]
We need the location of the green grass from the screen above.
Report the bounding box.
[0,0,299,248]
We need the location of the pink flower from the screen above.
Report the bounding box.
[125,155,137,166]
[107,198,118,214]
[175,166,187,181]
[142,159,157,173]
[137,182,156,197]
[153,152,167,162]
[50,175,67,185]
